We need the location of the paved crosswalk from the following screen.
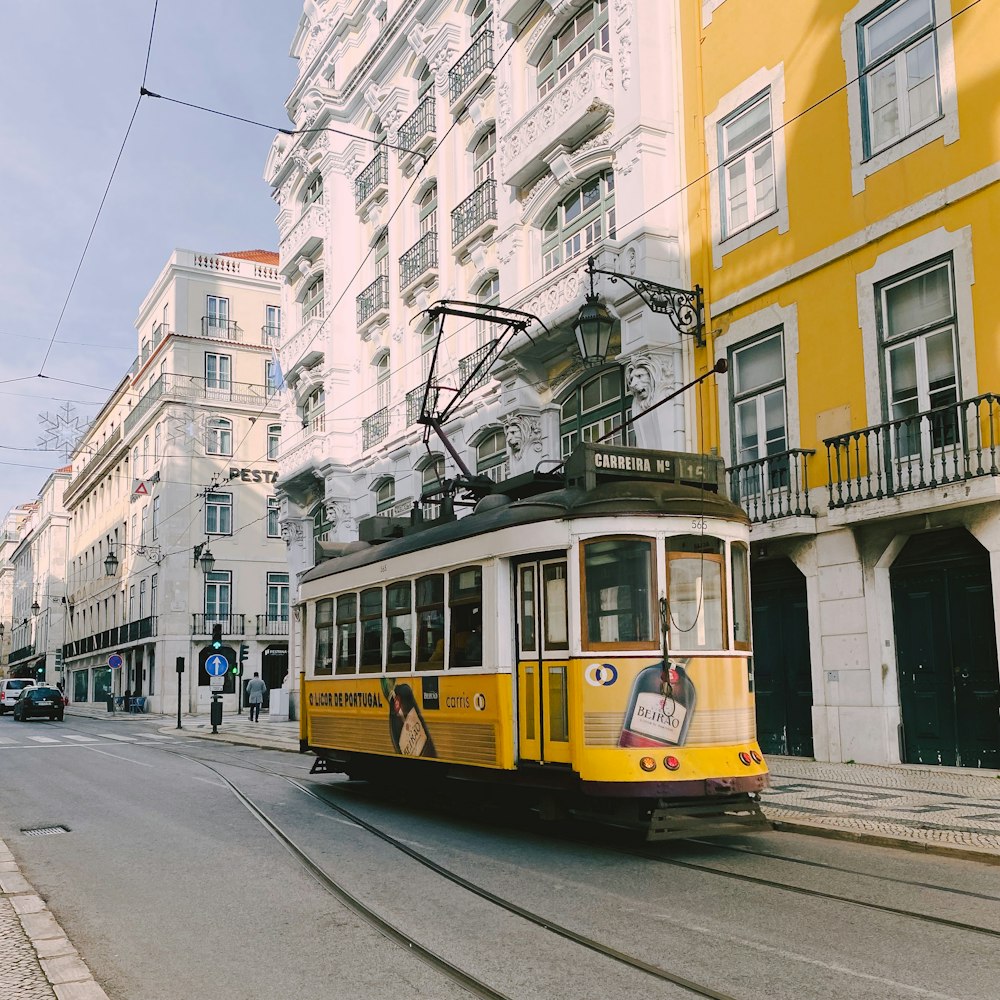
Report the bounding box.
[0,730,198,749]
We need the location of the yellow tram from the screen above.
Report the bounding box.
[298,443,768,838]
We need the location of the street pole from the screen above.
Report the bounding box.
[175,656,184,730]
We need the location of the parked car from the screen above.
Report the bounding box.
[0,679,35,715]
[13,686,66,722]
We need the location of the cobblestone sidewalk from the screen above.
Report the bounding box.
[0,839,108,1000]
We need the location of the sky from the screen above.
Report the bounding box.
[0,1,302,517]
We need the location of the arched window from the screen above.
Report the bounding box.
[476,273,500,348]
[375,354,391,410]
[474,128,496,185]
[267,424,282,461]
[559,368,634,458]
[420,454,446,495]
[541,169,615,274]
[537,0,609,98]
[476,428,508,483]
[312,501,332,544]
[417,62,433,99]
[374,477,396,513]
[154,423,161,462]
[143,434,150,472]
[304,387,325,433]
[472,0,492,36]
[374,230,389,278]
[303,274,324,322]
[419,184,437,236]
[206,417,233,456]
[303,172,324,205]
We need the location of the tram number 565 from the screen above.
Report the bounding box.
[691,517,708,531]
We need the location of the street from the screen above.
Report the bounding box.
[1,713,998,1000]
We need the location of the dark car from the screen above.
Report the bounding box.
[13,686,67,722]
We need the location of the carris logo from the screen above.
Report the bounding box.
[585,663,619,687]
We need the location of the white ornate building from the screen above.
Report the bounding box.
[267,0,703,635]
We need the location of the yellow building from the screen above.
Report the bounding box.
[680,0,1000,767]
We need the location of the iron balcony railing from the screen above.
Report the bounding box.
[191,613,246,636]
[451,179,497,248]
[397,96,436,153]
[458,342,495,390]
[124,375,275,435]
[354,150,388,206]
[256,614,290,636]
[363,408,390,449]
[7,643,35,664]
[152,322,167,347]
[262,324,281,343]
[406,386,440,426]
[825,393,1000,509]
[727,449,816,524]
[356,274,390,326]
[201,317,243,340]
[449,30,493,105]
[400,231,438,289]
[62,617,157,660]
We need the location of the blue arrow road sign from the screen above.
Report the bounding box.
[108,654,123,669]
[205,654,229,677]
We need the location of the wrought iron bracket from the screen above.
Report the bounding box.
[585,256,705,346]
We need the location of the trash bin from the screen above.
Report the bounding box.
[106,695,115,712]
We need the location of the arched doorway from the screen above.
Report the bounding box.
[751,558,814,757]
[891,529,1000,767]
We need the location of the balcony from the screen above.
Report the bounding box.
[201,317,244,341]
[262,324,281,345]
[399,231,438,296]
[449,30,493,110]
[192,613,246,636]
[63,617,157,660]
[8,643,35,664]
[500,50,614,188]
[363,408,390,450]
[356,274,390,330]
[281,198,325,267]
[397,96,436,168]
[354,150,388,210]
[451,179,497,254]
[727,449,816,528]
[256,614,290,636]
[124,375,277,435]
[825,394,1000,520]
[152,321,167,348]
[458,342,496,391]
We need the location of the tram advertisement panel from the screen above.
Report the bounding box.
[580,656,755,749]
[305,674,513,769]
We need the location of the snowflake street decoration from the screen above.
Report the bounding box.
[37,403,91,461]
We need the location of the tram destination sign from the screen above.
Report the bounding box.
[566,444,725,492]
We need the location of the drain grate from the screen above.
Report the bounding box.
[21,825,69,837]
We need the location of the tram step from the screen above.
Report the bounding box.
[647,797,771,841]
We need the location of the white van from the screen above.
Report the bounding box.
[0,679,36,714]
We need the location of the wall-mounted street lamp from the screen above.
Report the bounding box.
[30,596,68,616]
[581,256,705,348]
[192,542,215,575]
[103,542,163,577]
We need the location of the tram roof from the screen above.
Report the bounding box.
[299,481,748,585]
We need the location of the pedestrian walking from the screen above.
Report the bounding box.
[246,672,267,722]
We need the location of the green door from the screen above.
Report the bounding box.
[891,530,1000,768]
[751,558,814,757]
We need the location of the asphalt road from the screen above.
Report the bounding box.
[1,713,997,1000]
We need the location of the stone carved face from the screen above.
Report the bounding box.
[626,362,655,404]
[505,421,524,455]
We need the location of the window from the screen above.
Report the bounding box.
[473,128,495,186]
[151,574,158,617]
[206,417,233,456]
[267,572,289,622]
[732,543,750,650]
[375,478,395,513]
[205,353,232,390]
[476,273,499,348]
[541,170,615,274]
[449,566,482,668]
[582,537,655,648]
[334,595,356,675]
[730,331,788,483]
[143,435,150,473]
[560,368,634,458]
[417,62,433,99]
[303,173,324,205]
[420,455,445,496]
[140,507,148,545]
[416,574,445,671]
[419,184,437,237]
[313,501,332,544]
[154,423,161,462]
[476,428,508,483]
[536,0,609,98]
[719,92,776,238]
[129,585,136,621]
[304,387,325,433]
[666,536,726,651]
[472,0,491,35]
[265,360,279,394]
[360,587,384,673]
[303,274,325,322]
[859,0,940,157]
[139,579,147,618]
[151,496,160,540]
[267,497,280,538]
[206,492,233,535]
[387,583,413,667]
[267,424,281,461]
[205,571,231,622]
[206,295,230,331]
[879,257,958,459]
[315,599,334,676]
[265,305,281,342]
[374,231,389,279]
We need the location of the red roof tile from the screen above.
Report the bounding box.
[218,250,279,265]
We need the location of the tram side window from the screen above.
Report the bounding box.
[387,582,413,667]
[335,594,358,674]
[666,535,726,651]
[542,563,569,649]
[449,566,483,668]
[582,538,655,648]
[416,574,445,671]
[519,565,537,653]
[315,599,334,676]
[360,587,384,673]
[732,542,751,650]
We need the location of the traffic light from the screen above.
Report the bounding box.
[232,643,248,676]
[211,623,223,650]
[240,643,249,666]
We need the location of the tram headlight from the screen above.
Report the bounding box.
[749,750,762,764]
[738,751,753,766]
[663,756,680,771]
[639,756,657,772]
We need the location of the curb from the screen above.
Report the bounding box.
[0,840,110,999]
[160,727,299,754]
[769,819,1000,866]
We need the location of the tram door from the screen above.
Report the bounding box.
[516,559,571,765]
